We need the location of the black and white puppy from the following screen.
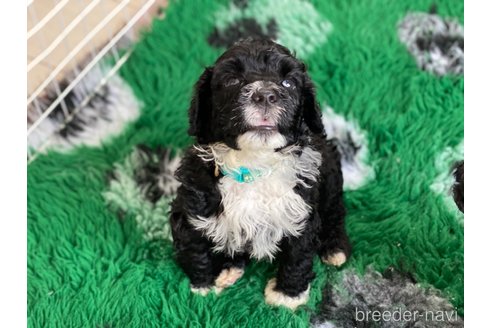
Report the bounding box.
[170,38,351,310]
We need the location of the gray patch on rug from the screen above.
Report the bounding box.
[134,145,182,203]
[312,268,463,328]
[209,0,332,58]
[322,106,374,191]
[208,17,278,49]
[28,62,140,153]
[398,11,463,76]
[103,146,181,242]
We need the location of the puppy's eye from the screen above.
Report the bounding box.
[224,78,240,87]
[281,79,293,88]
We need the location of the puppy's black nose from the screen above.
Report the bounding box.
[252,89,277,106]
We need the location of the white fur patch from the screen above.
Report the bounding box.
[214,267,244,294]
[237,131,288,150]
[264,278,310,310]
[321,251,347,267]
[191,142,321,260]
[190,286,211,296]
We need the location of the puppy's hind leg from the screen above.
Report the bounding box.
[318,193,351,267]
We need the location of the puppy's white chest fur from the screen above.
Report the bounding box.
[191,142,322,260]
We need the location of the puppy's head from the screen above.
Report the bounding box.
[188,38,324,150]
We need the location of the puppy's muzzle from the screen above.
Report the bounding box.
[241,81,283,130]
[251,88,278,107]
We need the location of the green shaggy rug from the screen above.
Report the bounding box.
[27,0,464,327]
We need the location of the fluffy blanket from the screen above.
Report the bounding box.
[27,0,464,327]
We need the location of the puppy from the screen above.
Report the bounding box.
[170,38,351,310]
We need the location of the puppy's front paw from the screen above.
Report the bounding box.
[264,278,310,310]
[214,267,244,294]
[321,250,347,267]
[190,286,212,296]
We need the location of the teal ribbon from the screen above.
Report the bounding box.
[220,165,264,183]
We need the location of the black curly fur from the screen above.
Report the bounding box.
[170,39,350,298]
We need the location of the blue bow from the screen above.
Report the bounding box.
[220,165,264,183]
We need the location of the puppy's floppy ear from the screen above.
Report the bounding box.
[302,75,326,136]
[188,67,214,143]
